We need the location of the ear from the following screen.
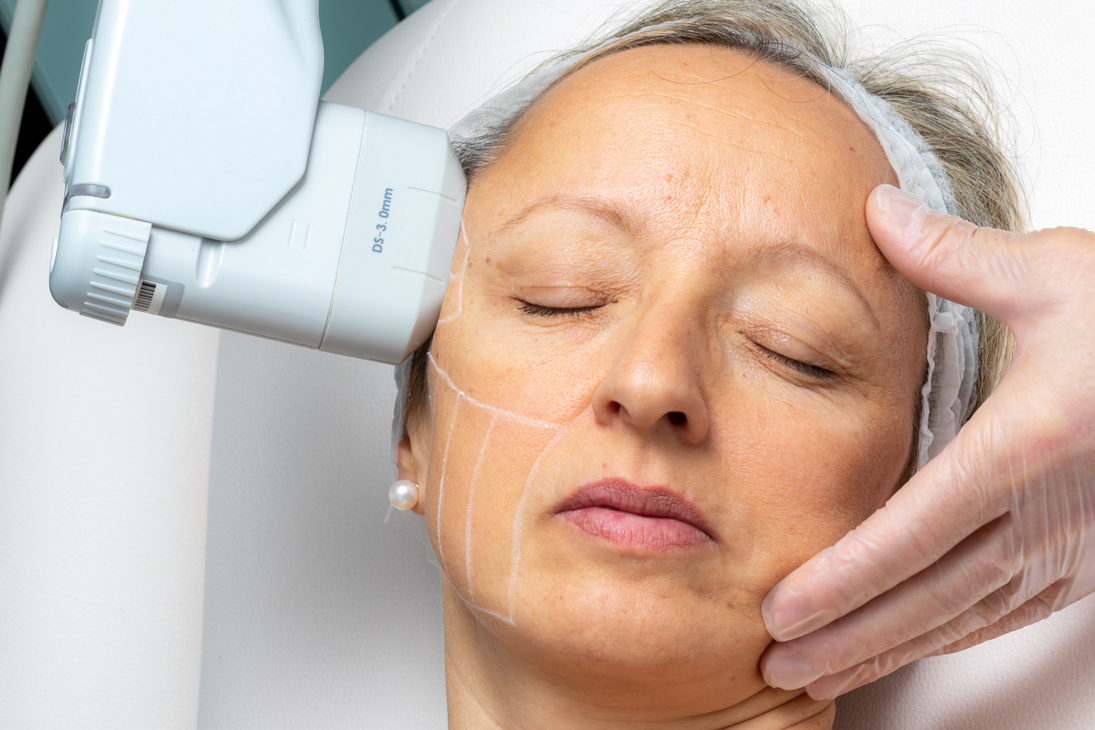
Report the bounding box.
[396,434,427,516]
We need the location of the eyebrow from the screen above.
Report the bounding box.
[491,194,880,330]
[491,195,637,237]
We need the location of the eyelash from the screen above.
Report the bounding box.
[517,301,601,318]
[760,347,835,381]
[517,301,834,380]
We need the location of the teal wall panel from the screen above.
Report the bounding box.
[397,0,434,12]
[0,0,97,124]
[318,0,400,96]
[0,0,417,125]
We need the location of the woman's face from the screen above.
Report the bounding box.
[400,44,926,711]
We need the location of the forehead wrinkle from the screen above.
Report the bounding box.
[671,118,800,165]
[626,92,868,170]
[635,90,816,145]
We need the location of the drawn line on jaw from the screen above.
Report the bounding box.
[464,414,497,603]
[457,591,515,626]
[507,408,588,622]
[436,222,472,326]
[428,352,560,430]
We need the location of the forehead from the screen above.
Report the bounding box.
[480,43,897,247]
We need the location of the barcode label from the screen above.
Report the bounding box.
[133,280,166,315]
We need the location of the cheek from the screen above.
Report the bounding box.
[422,255,606,616]
[725,389,913,599]
[418,352,579,620]
[430,292,602,426]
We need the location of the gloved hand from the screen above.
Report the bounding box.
[759,183,1095,700]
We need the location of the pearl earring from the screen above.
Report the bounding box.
[388,480,420,511]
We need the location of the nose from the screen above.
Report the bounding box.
[592,301,710,445]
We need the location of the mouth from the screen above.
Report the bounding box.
[553,480,715,549]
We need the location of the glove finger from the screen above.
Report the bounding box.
[803,645,914,701]
[804,579,1065,699]
[763,442,1008,642]
[925,568,1094,658]
[761,516,1017,690]
[800,600,1013,700]
[865,184,1055,330]
[934,581,1087,656]
[936,598,1054,657]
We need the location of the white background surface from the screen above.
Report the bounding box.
[842,0,1094,233]
[1,0,1093,728]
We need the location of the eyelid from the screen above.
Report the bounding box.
[512,284,611,311]
[743,322,848,371]
[757,345,835,381]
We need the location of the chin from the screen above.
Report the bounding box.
[462,567,769,699]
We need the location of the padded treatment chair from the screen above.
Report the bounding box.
[2,0,1094,727]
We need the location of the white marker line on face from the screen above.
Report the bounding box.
[436,222,472,326]
[458,593,516,626]
[435,394,463,573]
[425,332,575,626]
[506,409,588,622]
[465,414,497,603]
[429,351,560,430]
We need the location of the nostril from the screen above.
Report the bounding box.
[668,411,687,426]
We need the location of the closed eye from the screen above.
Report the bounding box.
[760,347,835,381]
[518,301,601,318]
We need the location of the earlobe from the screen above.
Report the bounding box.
[396,435,426,515]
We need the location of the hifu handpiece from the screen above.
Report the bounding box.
[48,0,466,364]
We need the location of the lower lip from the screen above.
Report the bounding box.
[559,507,712,549]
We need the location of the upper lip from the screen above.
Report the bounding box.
[554,479,716,541]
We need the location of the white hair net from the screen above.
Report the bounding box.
[392,22,979,476]
[817,67,979,468]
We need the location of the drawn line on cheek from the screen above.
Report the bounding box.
[435,395,462,574]
[436,221,472,327]
[428,351,561,430]
[506,407,590,623]
[426,337,570,626]
[465,414,497,604]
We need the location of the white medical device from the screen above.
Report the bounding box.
[47,0,466,364]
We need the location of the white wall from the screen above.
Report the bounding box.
[842,0,1095,232]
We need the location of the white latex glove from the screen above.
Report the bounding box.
[759,183,1095,700]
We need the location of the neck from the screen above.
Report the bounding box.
[441,584,834,730]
